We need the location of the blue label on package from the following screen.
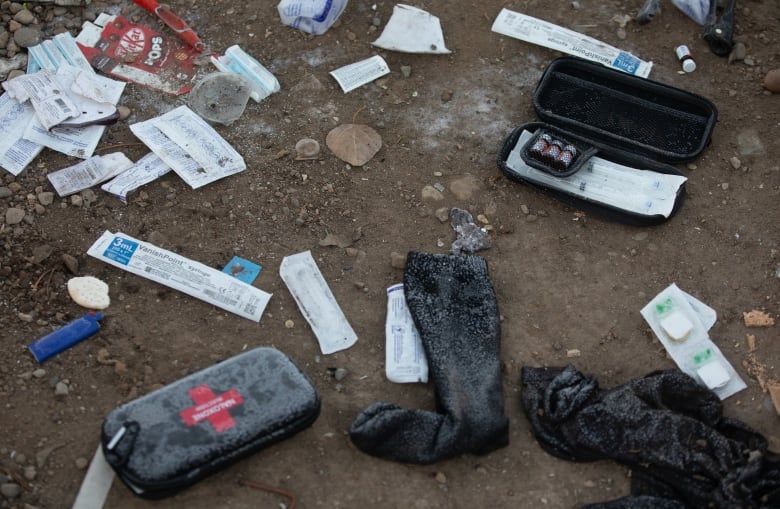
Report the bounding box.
[612,52,640,74]
[103,236,138,265]
[222,256,262,284]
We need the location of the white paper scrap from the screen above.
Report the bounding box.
[101,153,172,203]
[491,9,652,78]
[71,446,114,509]
[0,94,43,176]
[21,66,125,159]
[506,130,686,218]
[640,283,746,399]
[280,251,357,354]
[129,105,246,189]
[385,284,428,383]
[2,69,80,130]
[87,231,271,322]
[48,152,134,197]
[329,55,390,93]
[372,4,450,54]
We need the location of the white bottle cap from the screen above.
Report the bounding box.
[682,59,696,73]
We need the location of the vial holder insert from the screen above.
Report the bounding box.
[526,131,581,175]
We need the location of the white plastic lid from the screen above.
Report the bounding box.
[660,310,693,342]
[697,362,731,390]
[682,59,696,73]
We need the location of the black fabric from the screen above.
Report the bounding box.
[521,365,780,508]
[350,252,509,464]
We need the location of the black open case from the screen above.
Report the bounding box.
[497,57,718,225]
[101,347,320,499]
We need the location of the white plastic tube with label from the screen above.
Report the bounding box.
[385,284,428,383]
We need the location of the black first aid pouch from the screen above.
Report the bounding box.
[497,57,718,226]
[101,347,320,499]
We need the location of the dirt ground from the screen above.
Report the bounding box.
[1,0,779,508]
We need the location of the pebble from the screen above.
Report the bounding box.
[35,446,54,468]
[633,232,648,241]
[294,138,320,158]
[54,381,69,396]
[70,194,83,207]
[390,251,406,269]
[567,349,582,358]
[520,204,530,215]
[13,26,40,48]
[9,3,24,15]
[420,185,444,201]
[729,42,746,63]
[61,253,79,274]
[729,156,741,170]
[434,207,449,222]
[400,65,412,78]
[0,482,21,500]
[117,105,131,121]
[333,368,348,381]
[14,453,26,465]
[764,69,780,93]
[32,368,45,378]
[284,319,294,329]
[0,187,12,198]
[13,9,35,25]
[23,465,36,481]
[74,457,88,470]
[5,207,25,224]
[31,244,53,264]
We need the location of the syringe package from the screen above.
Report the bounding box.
[497,57,718,225]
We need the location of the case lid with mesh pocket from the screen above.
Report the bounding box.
[533,57,717,163]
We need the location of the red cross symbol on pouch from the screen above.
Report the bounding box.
[179,384,245,432]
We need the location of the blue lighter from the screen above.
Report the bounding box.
[28,312,103,363]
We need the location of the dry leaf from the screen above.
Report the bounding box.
[326,124,382,166]
[743,310,775,327]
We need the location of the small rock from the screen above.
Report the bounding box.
[117,105,131,121]
[54,381,68,396]
[13,9,35,25]
[18,312,33,322]
[31,244,53,264]
[0,482,21,500]
[81,188,97,206]
[390,251,406,269]
[729,42,746,63]
[32,368,46,378]
[440,90,453,102]
[61,253,79,274]
[9,3,24,15]
[400,65,412,78]
[13,26,41,48]
[721,182,729,190]
[35,447,55,468]
[70,194,83,207]
[729,156,741,170]
[113,361,128,376]
[434,207,450,222]
[23,465,36,481]
[74,457,89,470]
[294,138,320,159]
[633,232,648,241]
[14,453,26,465]
[333,368,348,381]
[520,204,530,215]
[0,187,12,198]
[420,185,444,201]
[5,207,25,224]
[284,319,294,329]
[567,349,582,358]
[764,69,780,93]
[526,214,538,223]
[434,471,447,484]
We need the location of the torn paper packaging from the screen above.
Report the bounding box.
[329,55,390,94]
[87,231,271,322]
[372,4,450,54]
[101,152,172,203]
[129,105,246,189]
[0,94,43,176]
[20,66,125,159]
[386,284,428,383]
[48,152,134,197]
[2,65,119,130]
[280,251,358,355]
[640,283,746,399]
